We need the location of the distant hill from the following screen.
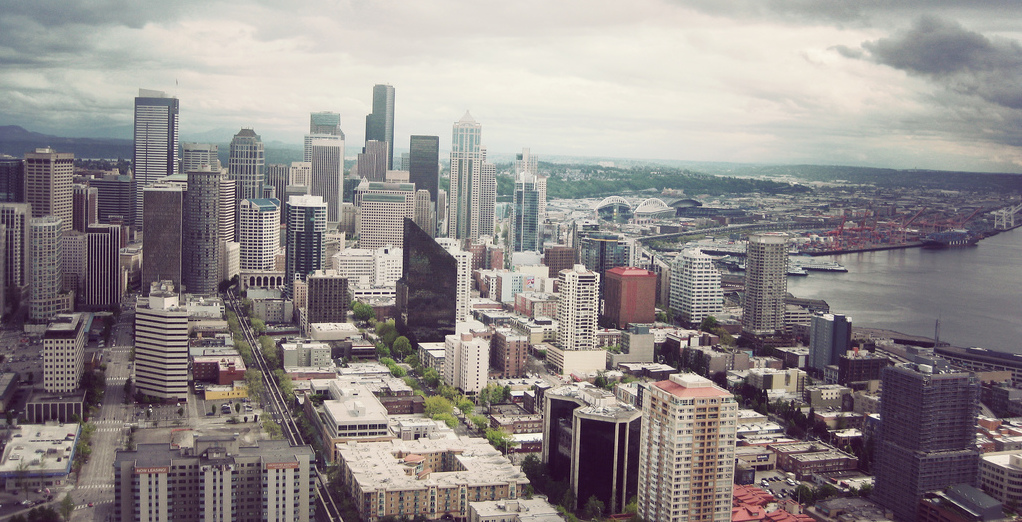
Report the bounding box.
[0,125,133,159]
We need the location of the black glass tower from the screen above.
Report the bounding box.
[0,158,24,203]
[396,218,456,346]
[409,135,440,204]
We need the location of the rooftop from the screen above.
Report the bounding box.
[0,424,78,477]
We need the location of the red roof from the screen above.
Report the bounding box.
[732,505,766,522]
[606,267,656,277]
[654,379,731,398]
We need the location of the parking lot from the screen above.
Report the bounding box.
[754,469,807,500]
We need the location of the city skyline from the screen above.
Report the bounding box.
[1,2,1021,173]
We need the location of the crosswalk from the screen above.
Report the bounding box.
[77,483,113,490]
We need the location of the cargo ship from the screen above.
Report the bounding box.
[921,229,979,248]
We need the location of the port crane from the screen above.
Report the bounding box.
[993,203,1022,230]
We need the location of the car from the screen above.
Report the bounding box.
[88,502,94,507]
[206,412,215,416]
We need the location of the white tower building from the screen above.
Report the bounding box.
[436,238,471,323]
[742,233,788,335]
[444,333,489,394]
[670,249,723,324]
[134,280,189,401]
[43,313,86,393]
[556,265,599,351]
[238,198,281,271]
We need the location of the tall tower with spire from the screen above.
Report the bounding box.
[448,112,495,240]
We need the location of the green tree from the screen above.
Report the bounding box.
[250,318,266,334]
[457,398,475,415]
[375,320,398,347]
[437,384,460,401]
[59,493,74,521]
[485,428,517,455]
[560,489,577,512]
[274,369,294,402]
[424,396,454,417]
[422,368,440,388]
[375,343,391,359]
[582,495,605,520]
[434,412,458,428]
[352,301,375,324]
[470,414,489,432]
[244,369,265,403]
[235,402,242,413]
[858,483,873,497]
[392,336,412,360]
[263,417,284,439]
[699,316,720,332]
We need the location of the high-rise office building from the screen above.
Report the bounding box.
[412,189,434,237]
[514,147,546,222]
[308,137,344,222]
[448,112,495,240]
[356,140,388,182]
[670,249,723,324]
[134,280,188,401]
[285,195,327,297]
[81,224,122,309]
[141,184,184,290]
[219,176,236,244]
[742,233,788,335]
[310,111,343,136]
[228,128,265,201]
[91,173,134,225]
[543,383,642,514]
[133,89,179,227]
[874,362,980,522]
[578,232,634,296]
[42,313,86,393]
[238,198,281,272]
[603,267,657,329]
[0,203,32,306]
[183,170,223,294]
[808,313,853,372]
[71,184,98,232]
[511,172,541,253]
[365,84,395,169]
[25,148,73,232]
[409,135,440,205]
[638,373,738,522]
[543,245,576,280]
[114,437,316,522]
[29,216,66,321]
[180,142,220,173]
[305,270,348,324]
[396,219,458,345]
[557,265,599,351]
[0,156,24,202]
[353,180,415,250]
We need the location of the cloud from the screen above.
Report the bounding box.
[854,16,1022,109]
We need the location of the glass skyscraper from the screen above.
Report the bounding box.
[133,89,179,227]
[396,218,457,345]
[285,195,327,297]
[365,84,395,169]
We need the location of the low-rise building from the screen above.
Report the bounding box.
[979,451,1022,505]
[337,438,530,522]
[469,498,562,522]
[281,338,333,368]
[192,356,247,385]
[0,424,78,491]
[113,436,316,522]
[303,381,392,462]
[770,442,858,480]
[804,384,852,410]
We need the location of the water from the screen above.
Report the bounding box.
[785,228,1022,353]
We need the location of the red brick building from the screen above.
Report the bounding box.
[192,356,247,385]
[603,267,657,329]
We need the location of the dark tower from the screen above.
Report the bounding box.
[396,218,457,346]
[365,84,395,169]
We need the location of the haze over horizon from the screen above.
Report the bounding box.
[2,1,1022,173]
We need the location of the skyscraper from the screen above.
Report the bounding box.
[134,281,189,402]
[81,224,122,309]
[0,156,24,202]
[638,373,738,522]
[29,216,66,321]
[396,219,458,345]
[353,180,415,250]
[91,173,135,225]
[141,184,184,290]
[742,233,788,335]
[356,140,388,182]
[183,170,223,294]
[808,313,852,372]
[305,270,348,324]
[578,232,634,296]
[874,362,980,522]
[409,135,440,205]
[511,171,541,253]
[25,148,73,231]
[448,112,495,240]
[285,195,327,297]
[0,203,32,307]
[71,183,98,232]
[238,198,281,272]
[557,265,599,351]
[309,138,344,222]
[133,89,179,227]
[365,84,395,169]
[228,128,265,201]
[309,111,343,136]
[670,249,723,324]
[180,142,220,173]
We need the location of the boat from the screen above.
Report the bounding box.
[788,257,848,272]
[921,229,979,248]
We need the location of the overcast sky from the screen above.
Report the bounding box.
[2,0,1022,172]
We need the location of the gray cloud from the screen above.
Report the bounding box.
[858,16,1022,109]
[672,0,1021,27]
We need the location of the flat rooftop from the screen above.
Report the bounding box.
[0,424,78,477]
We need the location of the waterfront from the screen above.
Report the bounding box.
[785,228,1022,353]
